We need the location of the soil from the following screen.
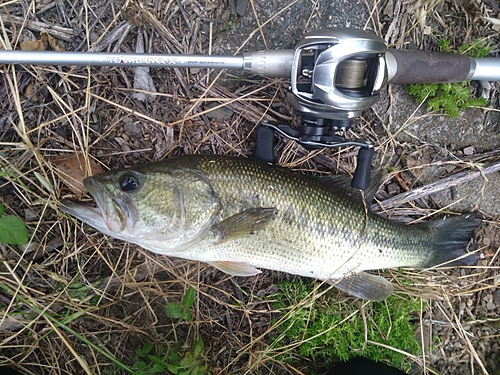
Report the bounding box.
[0,0,499,374]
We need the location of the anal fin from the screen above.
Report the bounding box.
[327,272,394,301]
[208,261,262,276]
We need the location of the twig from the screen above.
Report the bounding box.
[373,160,500,211]
[138,6,183,53]
[175,0,194,33]
[0,14,74,42]
[193,82,282,124]
[90,21,134,52]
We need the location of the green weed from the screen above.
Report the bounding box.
[129,286,209,375]
[166,285,195,321]
[132,337,207,375]
[0,202,29,245]
[407,39,492,117]
[270,279,421,372]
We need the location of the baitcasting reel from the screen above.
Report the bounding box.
[253,28,387,190]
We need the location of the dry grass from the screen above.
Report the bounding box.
[0,0,499,374]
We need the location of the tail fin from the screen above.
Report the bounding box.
[420,214,481,268]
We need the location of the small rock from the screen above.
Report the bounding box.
[89,31,99,43]
[114,137,126,146]
[463,146,475,155]
[493,289,500,306]
[24,209,37,221]
[387,182,399,195]
[236,0,249,16]
[205,103,233,120]
[124,121,144,139]
[20,242,38,253]
[445,164,457,173]
[384,0,394,16]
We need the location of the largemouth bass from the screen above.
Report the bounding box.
[61,155,480,300]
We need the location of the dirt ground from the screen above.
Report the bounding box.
[0,0,500,374]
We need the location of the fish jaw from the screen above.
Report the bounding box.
[60,176,128,236]
[60,199,117,237]
[86,176,131,233]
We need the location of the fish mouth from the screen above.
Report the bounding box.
[60,177,127,234]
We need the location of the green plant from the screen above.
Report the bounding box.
[407,39,492,117]
[66,271,101,305]
[0,202,29,244]
[166,285,195,321]
[270,279,421,372]
[133,337,207,375]
[130,286,208,375]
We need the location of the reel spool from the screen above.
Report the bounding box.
[255,28,388,190]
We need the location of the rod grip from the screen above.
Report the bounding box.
[386,49,472,84]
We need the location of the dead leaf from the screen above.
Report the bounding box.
[127,6,144,27]
[482,16,500,31]
[24,83,39,101]
[52,154,103,195]
[20,31,65,51]
[47,32,65,51]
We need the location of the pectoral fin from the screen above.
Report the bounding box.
[208,261,262,276]
[212,207,277,243]
[327,272,394,301]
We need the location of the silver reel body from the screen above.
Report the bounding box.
[289,28,388,125]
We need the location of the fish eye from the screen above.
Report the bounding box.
[119,174,140,192]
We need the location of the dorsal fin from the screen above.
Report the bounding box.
[319,170,384,207]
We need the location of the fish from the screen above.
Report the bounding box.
[60,154,480,301]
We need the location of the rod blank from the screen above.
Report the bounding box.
[0,50,245,69]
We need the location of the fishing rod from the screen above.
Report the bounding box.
[1,28,499,189]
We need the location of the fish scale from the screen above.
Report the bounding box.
[61,154,480,300]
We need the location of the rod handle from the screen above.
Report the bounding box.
[386,49,471,84]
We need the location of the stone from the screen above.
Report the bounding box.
[463,146,475,155]
[124,121,144,139]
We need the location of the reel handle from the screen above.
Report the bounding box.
[351,146,374,191]
[253,122,375,191]
[253,126,276,163]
